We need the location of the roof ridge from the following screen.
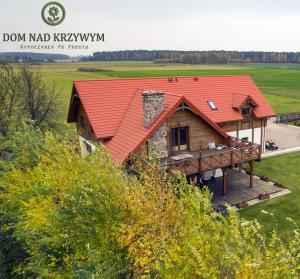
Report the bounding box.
[137,90,182,98]
[73,74,251,83]
[233,92,248,96]
[164,92,182,97]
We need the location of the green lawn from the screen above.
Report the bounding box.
[240,152,300,238]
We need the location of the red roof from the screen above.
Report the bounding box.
[68,75,275,162]
[232,93,258,110]
[105,92,228,162]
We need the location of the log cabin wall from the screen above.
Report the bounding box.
[76,105,96,141]
[166,109,225,155]
[218,116,268,148]
[219,119,262,132]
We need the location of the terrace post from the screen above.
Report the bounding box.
[239,163,242,172]
[198,152,202,172]
[222,167,228,195]
[259,145,262,160]
[249,160,254,188]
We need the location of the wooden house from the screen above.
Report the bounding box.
[67,76,275,194]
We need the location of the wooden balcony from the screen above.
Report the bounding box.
[160,137,261,175]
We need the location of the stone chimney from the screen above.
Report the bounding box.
[142,90,165,128]
[141,90,168,159]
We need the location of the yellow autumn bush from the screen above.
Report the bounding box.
[1,131,300,278]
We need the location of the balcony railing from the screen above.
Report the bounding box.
[160,137,261,175]
[127,137,261,176]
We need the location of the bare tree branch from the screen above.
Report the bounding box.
[0,63,59,137]
[0,64,21,136]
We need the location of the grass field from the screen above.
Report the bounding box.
[35,61,300,130]
[240,152,300,238]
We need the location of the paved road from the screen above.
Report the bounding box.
[266,121,300,150]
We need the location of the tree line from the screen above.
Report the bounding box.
[82,50,300,64]
[0,52,70,63]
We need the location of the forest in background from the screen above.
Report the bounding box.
[0,52,70,63]
[83,50,300,64]
[3,50,300,64]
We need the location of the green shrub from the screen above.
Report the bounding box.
[0,131,300,278]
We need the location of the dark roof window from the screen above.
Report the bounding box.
[208,100,217,111]
[242,105,250,115]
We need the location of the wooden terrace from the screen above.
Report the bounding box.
[128,137,261,196]
[160,137,261,175]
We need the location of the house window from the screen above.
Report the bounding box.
[85,142,92,153]
[207,100,217,111]
[242,105,250,116]
[171,126,189,152]
[80,115,86,129]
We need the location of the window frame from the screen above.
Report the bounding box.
[241,105,250,116]
[171,126,189,152]
[207,100,217,111]
[85,141,93,153]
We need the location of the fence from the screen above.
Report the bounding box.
[276,112,300,123]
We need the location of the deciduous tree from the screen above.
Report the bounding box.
[0,64,59,137]
[0,132,299,278]
[19,64,59,129]
[0,64,21,136]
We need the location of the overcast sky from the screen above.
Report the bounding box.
[1,0,300,55]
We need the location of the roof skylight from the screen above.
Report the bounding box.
[208,100,217,111]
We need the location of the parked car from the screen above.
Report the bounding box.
[265,140,278,151]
